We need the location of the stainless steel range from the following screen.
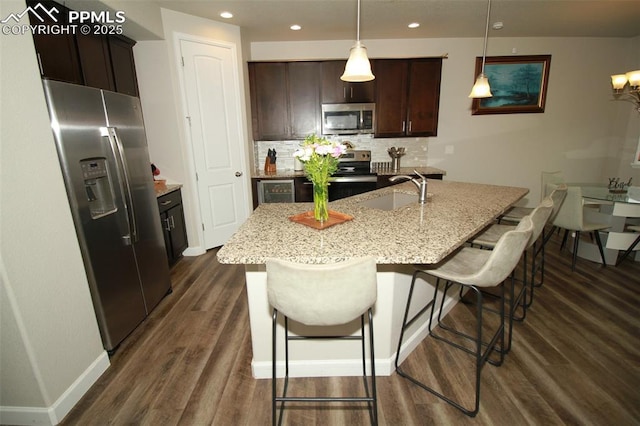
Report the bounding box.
[330,150,377,200]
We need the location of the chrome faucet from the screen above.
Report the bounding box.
[389,170,429,203]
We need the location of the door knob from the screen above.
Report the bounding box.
[235,171,243,177]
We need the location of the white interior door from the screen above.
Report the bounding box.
[180,39,248,248]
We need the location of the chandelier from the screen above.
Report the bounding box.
[611,70,640,113]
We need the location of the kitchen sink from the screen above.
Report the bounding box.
[359,192,417,211]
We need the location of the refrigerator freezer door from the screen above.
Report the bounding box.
[102,91,171,312]
[43,79,147,351]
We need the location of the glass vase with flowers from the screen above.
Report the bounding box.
[293,134,347,222]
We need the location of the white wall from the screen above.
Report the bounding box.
[134,8,252,253]
[0,1,108,424]
[250,36,640,205]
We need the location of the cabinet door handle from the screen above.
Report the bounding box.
[343,87,347,100]
[169,216,175,230]
[402,121,406,132]
[408,121,412,133]
[164,217,171,231]
[160,200,172,206]
[350,87,353,99]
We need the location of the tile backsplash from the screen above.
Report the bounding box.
[255,135,429,170]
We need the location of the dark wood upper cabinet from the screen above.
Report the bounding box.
[406,59,442,136]
[27,0,83,85]
[76,35,115,91]
[288,62,322,138]
[248,58,441,140]
[249,62,289,140]
[108,36,139,97]
[249,61,321,140]
[321,60,374,103]
[27,0,139,96]
[374,58,442,138]
[373,60,409,137]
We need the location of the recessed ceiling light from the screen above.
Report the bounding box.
[408,22,420,29]
[220,11,233,19]
[492,21,503,30]
[290,24,302,31]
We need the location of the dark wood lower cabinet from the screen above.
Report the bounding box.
[158,189,188,266]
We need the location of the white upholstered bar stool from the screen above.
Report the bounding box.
[471,185,566,314]
[501,171,564,223]
[266,257,378,426]
[394,217,533,417]
[469,197,554,352]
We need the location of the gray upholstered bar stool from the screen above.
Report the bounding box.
[266,257,378,426]
[394,217,533,417]
[469,197,554,352]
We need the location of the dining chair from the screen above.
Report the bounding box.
[552,186,610,271]
[394,217,533,417]
[614,201,640,265]
[616,226,640,265]
[266,257,378,426]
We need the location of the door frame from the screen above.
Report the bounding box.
[172,32,252,252]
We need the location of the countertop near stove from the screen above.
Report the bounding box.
[251,166,446,179]
[154,183,182,198]
[217,179,527,265]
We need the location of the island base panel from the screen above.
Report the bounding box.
[244,264,461,378]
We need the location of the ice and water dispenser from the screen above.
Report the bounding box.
[80,158,117,219]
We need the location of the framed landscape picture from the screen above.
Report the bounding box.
[471,55,552,115]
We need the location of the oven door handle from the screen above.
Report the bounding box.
[303,176,378,184]
[329,176,378,183]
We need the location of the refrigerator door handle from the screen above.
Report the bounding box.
[102,126,139,244]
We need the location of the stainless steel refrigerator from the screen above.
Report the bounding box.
[42,79,172,353]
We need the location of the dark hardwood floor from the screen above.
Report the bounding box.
[60,230,640,425]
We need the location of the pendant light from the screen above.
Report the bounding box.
[341,0,375,82]
[469,0,493,98]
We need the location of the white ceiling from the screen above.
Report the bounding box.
[145,0,640,42]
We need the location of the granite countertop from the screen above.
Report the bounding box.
[155,183,182,198]
[216,179,527,265]
[251,166,446,179]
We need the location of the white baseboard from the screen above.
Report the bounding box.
[182,246,205,256]
[250,296,458,380]
[0,351,110,425]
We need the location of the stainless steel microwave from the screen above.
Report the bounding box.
[321,103,375,135]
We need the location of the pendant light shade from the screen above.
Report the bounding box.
[341,41,374,82]
[341,0,375,82]
[469,73,492,98]
[469,0,493,98]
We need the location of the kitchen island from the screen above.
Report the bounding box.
[217,180,528,378]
